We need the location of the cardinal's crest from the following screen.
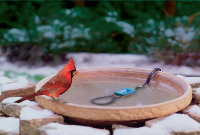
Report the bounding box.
[65,57,76,71]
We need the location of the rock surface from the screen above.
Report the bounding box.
[1,97,38,117]
[20,106,64,135]
[0,82,35,102]
[182,105,200,123]
[193,88,200,104]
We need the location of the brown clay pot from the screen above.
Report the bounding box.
[35,68,192,126]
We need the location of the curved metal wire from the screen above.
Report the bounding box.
[135,68,162,90]
[90,95,119,105]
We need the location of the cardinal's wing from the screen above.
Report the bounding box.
[40,75,69,90]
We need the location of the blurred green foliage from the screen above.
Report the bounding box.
[1,1,200,57]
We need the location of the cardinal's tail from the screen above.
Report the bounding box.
[14,91,43,103]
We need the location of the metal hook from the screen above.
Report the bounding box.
[145,68,162,85]
[135,68,162,90]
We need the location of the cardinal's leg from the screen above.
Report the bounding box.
[51,97,67,103]
[58,97,68,103]
[52,97,58,102]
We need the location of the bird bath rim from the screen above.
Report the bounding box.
[35,67,192,122]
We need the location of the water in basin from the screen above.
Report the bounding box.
[60,78,180,107]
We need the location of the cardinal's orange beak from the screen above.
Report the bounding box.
[73,70,79,75]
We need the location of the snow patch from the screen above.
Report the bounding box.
[8,28,26,37]
[0,76,13,85]
[187,105,200,116]
[53,20,60,25]
[65,9,71,15]
[117,21,134,36]
[165,29,175,37]
[2,77,29,91]
[71,28,90,39]
[182,32,195,42]
[105,17,116,22]
[1,53,200,82]
[0,71,4,76]
[20,107,54,120]
[177,75,200,84]
[2,97,38,106]
[43,31,55,38]
[35,15,40,24]
[147,19,154,25]
[175,27,186,37]
[114,114,200,135]
[0,117,19,134]
[114,126,168,135]
[39,123,109,135]
[195,88,200,94]
[152,114,200,133]
[37,25,54,32]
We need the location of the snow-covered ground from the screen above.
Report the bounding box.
[1,53,200,135]
[0,53,200,79]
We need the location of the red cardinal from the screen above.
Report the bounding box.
[14,57,78,103]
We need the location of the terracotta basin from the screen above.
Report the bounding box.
[35,68,192,126]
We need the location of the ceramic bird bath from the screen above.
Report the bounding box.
[35,68,192,126]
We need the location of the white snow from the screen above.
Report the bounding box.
[182,32,195,42]
[195,87,200,94]
[43,31,55,38]
[65,9,71,15]
[0,53,200,82]
[145,37,156,45]
[2,77,29,91]
[168,39,178,45]
[152,113,200,133]
[35,15,40,24]
[2,97,38,106]
[114,114,200,135]
[165,29,175,37]
[39,123,110,135]
[0,71,4,76]
[8,28,26,37]
[37,25,54,32]
[0,117,19,134]
[159,26,165,31]
[4,28,28,42]
[177,75,200,84]
[175,26,186,37]
[187,105,200,116]
[117,21,134,36]
[71,28,91,39]
[114,126,168,135]
[105,17,116,22]
[20,107,54,120]
[53,20,60,25]
[0,76,13,85]
[147,19,154,24]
